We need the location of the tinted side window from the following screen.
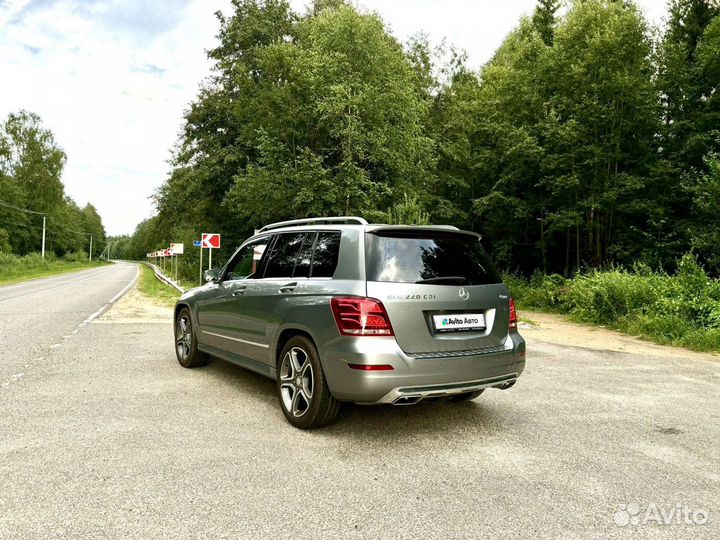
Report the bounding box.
[224,237,270,280]
[293,233,316,278]
[264,233,306,278]
[311,232,341,278]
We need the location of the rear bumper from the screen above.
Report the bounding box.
[377,372,519,404]
[319,332,525,404]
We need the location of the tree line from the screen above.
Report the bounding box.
[116,0,720,277]
[0,111,106,257]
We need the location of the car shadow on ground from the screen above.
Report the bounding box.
[200,356,511,441]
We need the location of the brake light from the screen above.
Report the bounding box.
[509,298,518,330]
[331,296,394,336]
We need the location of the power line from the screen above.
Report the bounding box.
[0,198,109,259]
[0,198,45,215]
[0,217,44,231]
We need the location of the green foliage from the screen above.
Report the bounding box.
[0,251,105,285]
[0,228,11,253]
[651,0,720,268]
[138,264,180,307]
[508,254,720,352]
[125,0,720,283]
[0,111,106,257]
[62,251,89,263]
[532,0,560,45]
[153,0,433,255]
[386,193,430,225]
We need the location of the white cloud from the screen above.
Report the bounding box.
[0,0,669,236]
[0,0,231,236]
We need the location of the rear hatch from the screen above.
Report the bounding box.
[365,228,510,355]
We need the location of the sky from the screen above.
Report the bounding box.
[0,0,668,236]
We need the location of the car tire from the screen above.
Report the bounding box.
[277,335,340,429]
[175,307,209,368]
[449,389,485,402]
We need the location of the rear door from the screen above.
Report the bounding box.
[364,229,511,355]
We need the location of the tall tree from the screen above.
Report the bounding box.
[532,0,561,46]
[159,0,434,253]
[659,0,719,170]
[0,111,106,256]
[652,0,720,268]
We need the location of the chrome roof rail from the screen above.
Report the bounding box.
[258,216,368,233]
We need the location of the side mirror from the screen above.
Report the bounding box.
[204,268,220,282]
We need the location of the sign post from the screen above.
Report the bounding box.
[201,233,221,274]
[194,240,203,285]
[170,243,184,282]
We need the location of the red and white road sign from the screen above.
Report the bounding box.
[201,233,221,249]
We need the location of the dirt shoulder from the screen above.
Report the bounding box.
[96,285,173,324]
[96,280,718,361]
[520,309,719,360]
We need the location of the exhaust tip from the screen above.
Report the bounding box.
[499,380,516,390]
[393,396,422,405]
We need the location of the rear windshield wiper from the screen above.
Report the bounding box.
[415,276,468,285]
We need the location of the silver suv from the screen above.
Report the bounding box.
[174,217,525,428]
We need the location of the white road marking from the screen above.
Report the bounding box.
[80,264,140,327]
[0,267,111,304]
[40,265,141,353]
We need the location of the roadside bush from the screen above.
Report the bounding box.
[0,252,55,270]
[62,251,88,263]
[507,254,720,352]
[0,251,98,283]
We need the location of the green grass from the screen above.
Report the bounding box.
[506,254,720,354]
[0,252,109,286]
[138,263,181,307]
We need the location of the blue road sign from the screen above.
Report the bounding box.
[193,240,201,247]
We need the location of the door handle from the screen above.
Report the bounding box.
[232,286,247,296]
[279,282,297,293]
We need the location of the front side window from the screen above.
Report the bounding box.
[264,233,306,278]
[224,237,271,280]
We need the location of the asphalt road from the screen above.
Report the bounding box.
[1,263,719,539]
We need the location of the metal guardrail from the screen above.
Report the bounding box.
[141,261,185,293]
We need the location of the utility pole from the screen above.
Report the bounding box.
[41,215,46,259]
[89,235,93,262]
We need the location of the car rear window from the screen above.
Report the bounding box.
[365,231,501,285]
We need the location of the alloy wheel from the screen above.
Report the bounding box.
[176,315,192,361]
[279,346,314,417]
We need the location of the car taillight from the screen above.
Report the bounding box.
[509,298,518,330]
[331,296,394,336]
